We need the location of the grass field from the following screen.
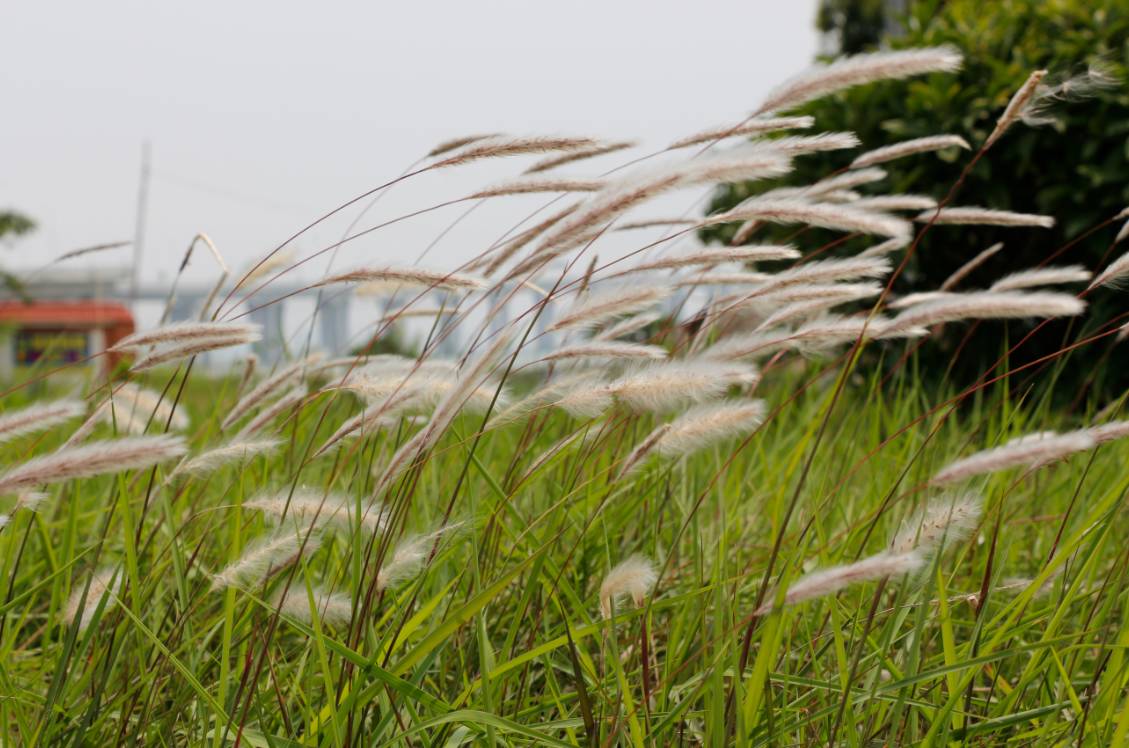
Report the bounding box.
[3,45,1129,746]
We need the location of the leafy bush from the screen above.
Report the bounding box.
[705,0,1129,399]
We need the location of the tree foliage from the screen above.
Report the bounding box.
[705,0,1129,399]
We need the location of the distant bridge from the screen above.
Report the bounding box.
[3,268,562,363]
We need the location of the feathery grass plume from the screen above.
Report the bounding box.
[800,167,887,196]
[916,207,1055,228]
[376,525,461,590]
[599,555,657,618]
[668,149,793,187]
[744,132,861,155]
[164,438,281,482]
[549,285,668,333]
[1016,66,1119,130]
[887,291,956,310]
[733,282,883,311]
[930,430,1097,486]
[705,317,922,360]
[273,585,353,626]
[537,341,667,363]
[616,218,698,231]
[130,330,262,373]
[891,494,983,555]
[941,242,1004,290]
[531,173,684,256]
[653,400,766,457]
[1089,250,1129,289]
[524,140,636,173]
[110,321,262,352]
[610,245,800,278]
[674,272,771,287]
[222,354,320,430]
[314,399,419,457]
[609,360,759,412]
[312,266,486,292]
[241,250,296,286]
[755,297,869,329]
[0,434,186,493]
[703,198,911,239]
[886,291,1085,334]
[985,70,1048,148]
[430,135,600,169]
[667,115,814,149]
[755,551,923,615]
[15,490,49,512]
[63,568,123,632]
[849,195,939,213]
[748,256,892,293]
[469,177,605,199]
[104,383,190,433]
[858,235,912,258]
[477,202,579,275]
[1090,420,1129,444]
[1115,219,1129,246]
[850,134,971,169]
[375,332,512,494]
[617,424,673,477]
[0,399,85,445]
[210,529,321,591]
[426,132,503,157]
[755,46,962,114]
[595,312,661,342]
[554,380,615,419]
[238,354,258,392]
[244,488,387,533]
[233,385,308,439]
[989,265,1091,292]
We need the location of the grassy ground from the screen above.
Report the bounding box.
[2,334,1129,746]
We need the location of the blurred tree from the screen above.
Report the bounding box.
[0,211,35,243]
[704,0,1129,401]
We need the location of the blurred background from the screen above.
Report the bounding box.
[3,0,1127,396]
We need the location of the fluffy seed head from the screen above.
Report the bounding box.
[211,530,322,591]
[0,435,187,494]
[916,207,1055,228]
[111,322,261,352]
[755,46,962,114]
[599,555,657,618]
[887,291,1085,333]
[273,585,353,626]
[63,568,123,632]
[850,134,970,169]
[705,198,911,239]
[756,551,923,615]
[989,265,1091,292]
[609,360,759,412]
[891,494,983,555]
[0,399,86,445]
[655,400,766,457]
[549,285,669,332]
[1089,250,1129,289]
[931,430,1096,485]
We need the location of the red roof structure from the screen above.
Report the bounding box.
[0,301,134,327]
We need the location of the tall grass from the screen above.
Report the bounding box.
[2,45,1129,746]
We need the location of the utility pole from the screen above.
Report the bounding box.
[129,141,151,303]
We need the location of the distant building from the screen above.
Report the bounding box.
[0,300,134,377]
[0,268,133,377]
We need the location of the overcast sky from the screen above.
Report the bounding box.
[3,0,818,288]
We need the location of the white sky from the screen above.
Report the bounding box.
[3,0,818,290]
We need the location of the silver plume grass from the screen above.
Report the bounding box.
[599,555,657,618]
[667,116,814,149]
[755,551,923,615]
[273,585,353,626]
[210,529,322,591]
[609,360,758,412]
[63,568,123,632]
[0,399,86,444]
[653,400,766,457]
[891,494,983,555]
[165,438,281,482]
[989,265,1091,292]
[0,435,186,493]
[549,286,669,332]
[1089,250,1129,289]
[916,207,1055,228]
[111,321,262,352]
[887,291,1085,333]
[850,134,970,169]
[931,430,1096,485]
[755,46,962,114]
